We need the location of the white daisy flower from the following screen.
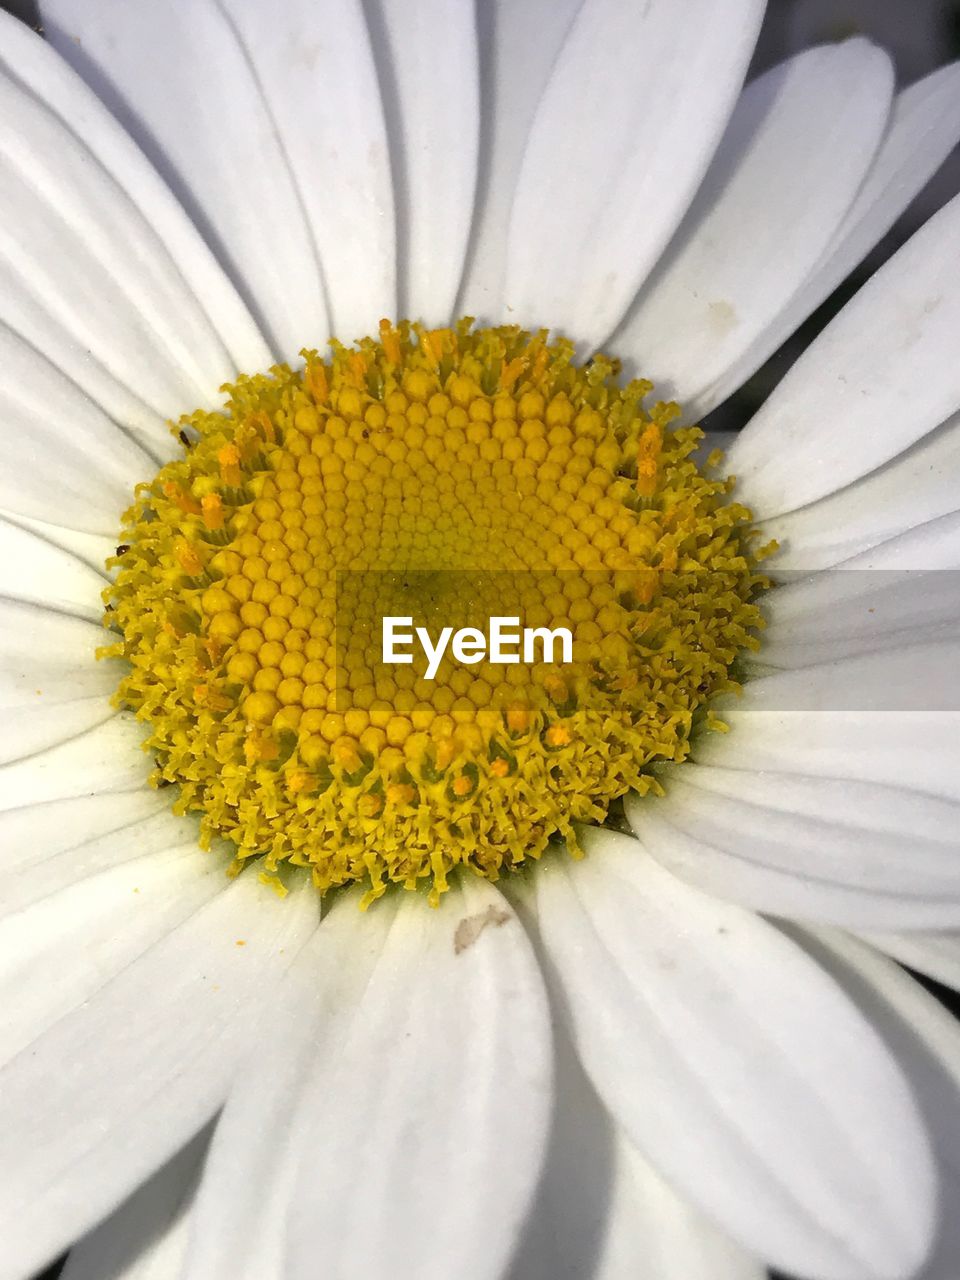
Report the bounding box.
[1,2,960,1279]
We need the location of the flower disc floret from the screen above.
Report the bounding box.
[102,320,771,905]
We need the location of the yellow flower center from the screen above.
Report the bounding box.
[102,320,770,905]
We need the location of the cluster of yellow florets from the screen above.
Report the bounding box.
[102,320,771,904]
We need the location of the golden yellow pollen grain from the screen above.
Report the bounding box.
[544,724,574,749]
[102,319,770,907]
[201,493,224,530]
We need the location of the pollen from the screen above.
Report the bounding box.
[101,320,771,906]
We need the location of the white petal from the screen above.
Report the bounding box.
[0,791,179,909]
[509,1020,763,1280]
[184,880,552,1280]
[614,40,892,415]
[0,600,114,765]
[728,190,960,517]
[607,1140,768,1280]
[0,715,151,816]
[803,509,960,570]
[808,59,960,330]
[456,0,582,322]
[40,0,329,363]
[502,0,764,349]
[0,9,266,378]
[183,890,387,1280]
[689,701,960,805]
[792,927,960,1280]
[805,508,960,570]
[693,59,960,419]
[766,411,960,571]
[735,636,960,711]
[505,1017,618,1280]
[216,0,395,341]
[0,19,255,451]
[859,930,960,993]
[62,1130,209,1280]
[0,600,109,701]
[692,640,960,786]
[0,840,227,1063]
[0,324,154,532]
[0,513,105,618]
[0,872,318,1280]
[3,513,118,572]
[363,0,478,324]
[628,765,960,930]
[535,829,936,1279]
[758,527,960,668]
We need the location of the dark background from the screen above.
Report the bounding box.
[5,0,960,1277]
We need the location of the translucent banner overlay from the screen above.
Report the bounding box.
[327,568,960,713]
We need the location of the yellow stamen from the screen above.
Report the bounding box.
[174,539,204,577]
[217,444,242,486]
[201,493,224,530]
